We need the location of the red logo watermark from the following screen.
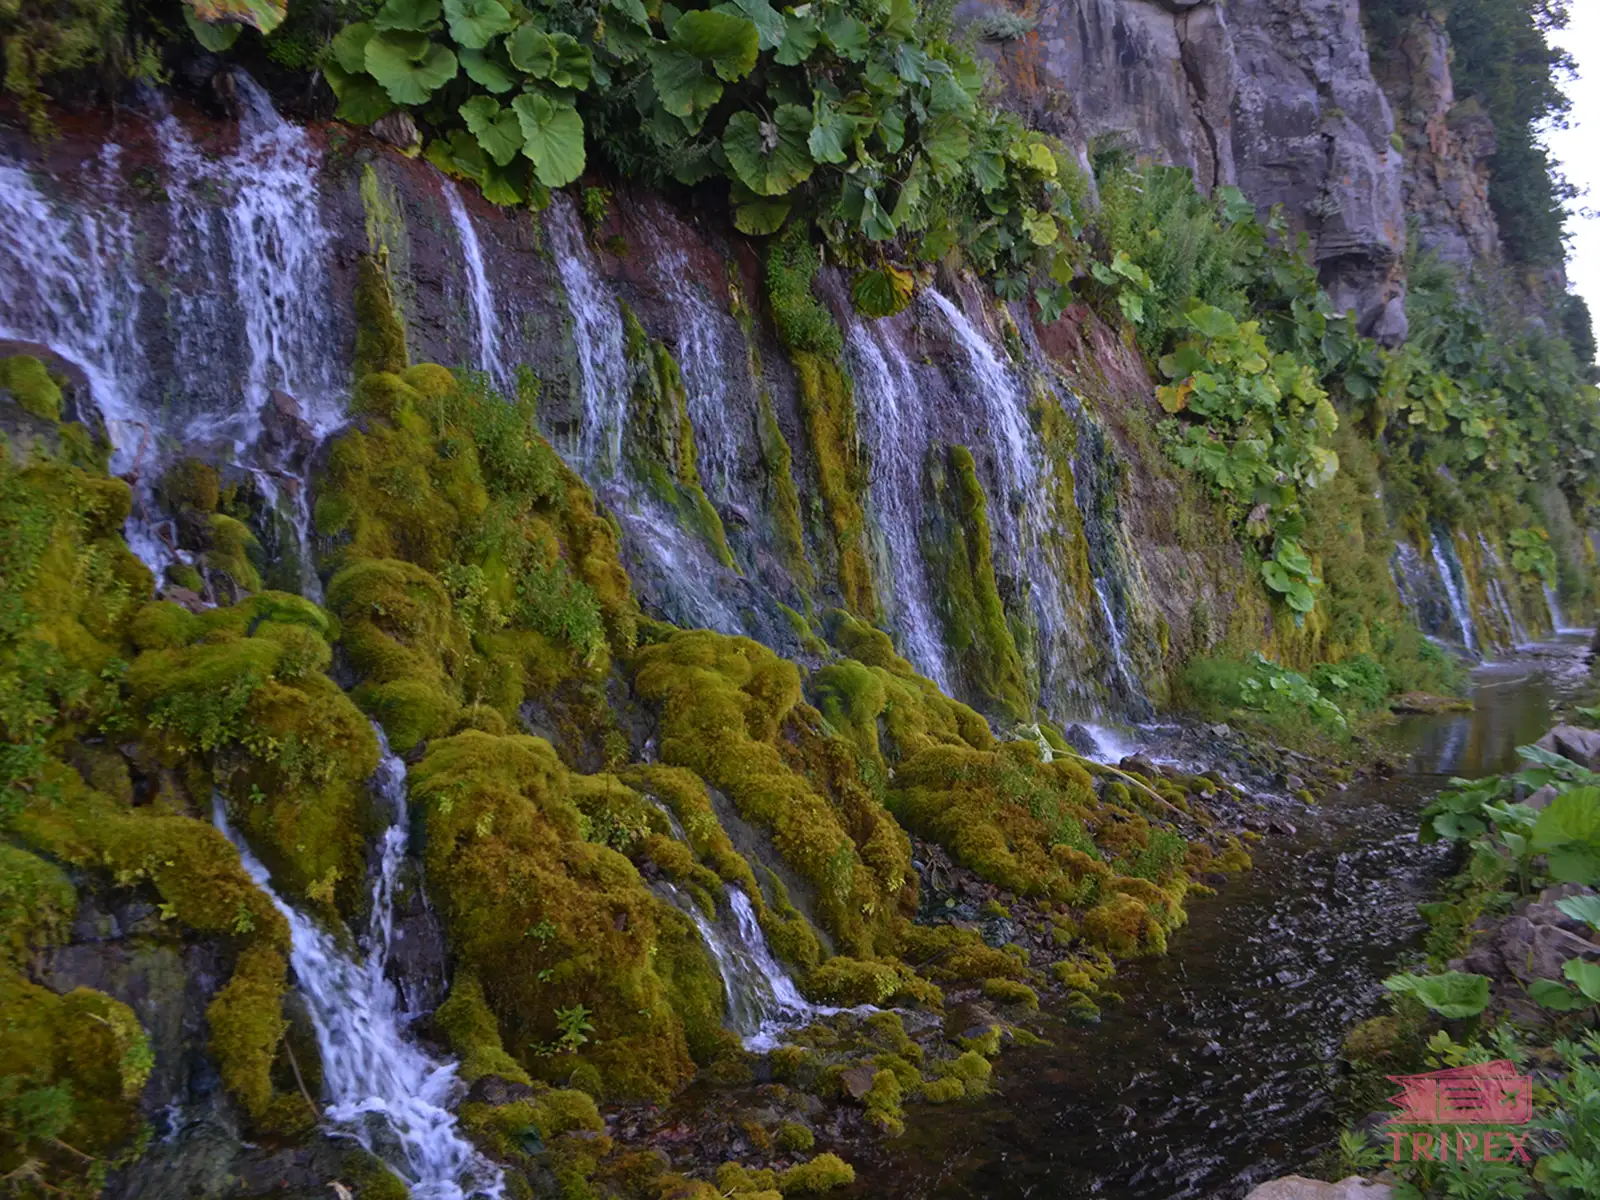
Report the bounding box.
[1384,1061,1534,1164]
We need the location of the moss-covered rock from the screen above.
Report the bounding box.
[631,628,910,959]
[409,730,700,1101]
[924,444,1031,720]
[620,304,733,566]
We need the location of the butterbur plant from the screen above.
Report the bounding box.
[320,0,1082,310]
[1156,303,1339,613]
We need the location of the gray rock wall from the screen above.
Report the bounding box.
[977,0,1419,341]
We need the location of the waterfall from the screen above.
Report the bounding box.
[641,216,743,504]
[845,316,953,690]
[443,183,507,388]
[0,147,176,571]
[1093,579,1141,700]
[0,147,147,459]
[213,733,503,1200]
[220,74,345,444]
[1477,535,1526,646]
[660,883,845,1051]
[546,195,629,473]
[546,195,752,637]
[1429,532,1478,654]
[925,290,1141,717]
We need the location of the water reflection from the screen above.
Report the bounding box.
[844,635,1594,1200]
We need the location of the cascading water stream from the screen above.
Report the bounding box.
[845,316,953,690]
[1429,531,1478,654]
[545,196,748,635]
[214,732,503,1200]
[1092,579,1141,700]
[443,183,508,389]
[659,883,849,1051]
[925,289,1144,717]
[642,217,744,505]
[0,147,173,569]
[220,74,345,445]
[546,195,630,473]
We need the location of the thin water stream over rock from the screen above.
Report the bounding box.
[844,634,1595,1199]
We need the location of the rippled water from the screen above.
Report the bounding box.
[846,635,1595,1199]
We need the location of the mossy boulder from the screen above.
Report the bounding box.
[410,730,706,1101]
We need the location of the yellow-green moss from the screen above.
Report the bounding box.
[436,969,534,1084]
[409,730,697,1101]
[631,629,910,959]
[887,739,1103,900]
[620,304,733,567]
[981,977,1039,1010]
[0,354,62,422]
[791,351,874,616]
[316,367,635,755]
[354,253,409,378]
[777,1153,856,1194]
[0,843,76,965]
[757,391,814,590]
[924,445,1030,720]
[0,969,152,1192]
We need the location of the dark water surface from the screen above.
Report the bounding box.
[847,635,1596,1200]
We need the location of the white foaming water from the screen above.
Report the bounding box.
[546,194,630,472]
[1078,723,1145,765]
[224,74,344,444]
[1429,533,1478,653]
[1092,578,1142,699]
[643,216,742,503]
[0,148,148,466]
[1477,535,1526,646]
[846,316,952,690]
[662,883,850,1051]
[214,733,503,1200]
[1544,584,1586,635]
[443,183,507,388]
[0,147,175,570]
[925,290,1116,715]
[925,292,1033,511]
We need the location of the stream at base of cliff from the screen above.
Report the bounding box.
[844,634,1596,1199]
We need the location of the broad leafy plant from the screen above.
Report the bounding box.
[1156,304,1340,611]
[322,0,1080,307]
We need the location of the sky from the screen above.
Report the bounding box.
[1550,4,1600,327]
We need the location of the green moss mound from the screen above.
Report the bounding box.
[632,628,910,960]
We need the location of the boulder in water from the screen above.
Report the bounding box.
[255,389,315,472]
[1536,725,1600,770]
[1244,1178,1391,1200]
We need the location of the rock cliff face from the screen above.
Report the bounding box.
[1370,11,1501,271]
[973,0,1516,343]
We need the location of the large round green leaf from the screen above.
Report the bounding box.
[366,33,457,104]
[460,46,515,92]
[185,7,242,50]
[719,0,783,50]
[851,265,914,318]
[331,21,376,73]
[733,196,791,235]
[649,46,723,119]
[324,63,395,124]
[722,106,813,197]
[507,24,591,88]
[373,0,440,32]
[670,9,759,81]
[807,96,855,165]
[460,96,522,166]
[512,93,586,188]
[442,0,513,49]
